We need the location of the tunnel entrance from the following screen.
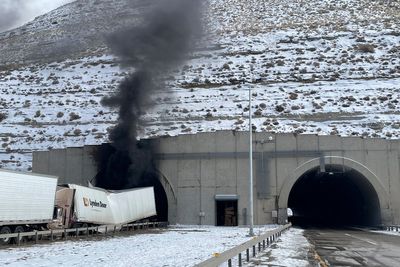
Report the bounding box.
[288,164,381,227]
[93,143,169,222]
[144,172,169,222]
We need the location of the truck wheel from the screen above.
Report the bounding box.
[82,223,89,235]
[13,226,26,244]
[0,226,12,245]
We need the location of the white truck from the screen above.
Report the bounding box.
[50,184,157,229]
[0,168,157,245]
[0,169,58,244]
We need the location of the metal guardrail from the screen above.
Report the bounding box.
[195,223,292,267]
[383,225,400,232]
[0,221,168,246]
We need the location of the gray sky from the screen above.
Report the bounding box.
[0,0,74,32]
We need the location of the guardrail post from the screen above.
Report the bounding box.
[17,233,21,246]
[96,226,99,235]
[35,231,39,244]
[76,227,79,238]
[113,225,116,236]
[105,226,108,235]
[50,230,54,241]
[191,224,292,267]
[64,229,67,240]
[86,226,89,237]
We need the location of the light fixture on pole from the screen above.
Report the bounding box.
[248,86,254,236]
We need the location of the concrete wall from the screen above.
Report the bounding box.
[33,146,98,186]
[32,132,400,225]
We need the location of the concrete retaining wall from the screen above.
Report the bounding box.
[33,132,400,225]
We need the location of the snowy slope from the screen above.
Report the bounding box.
[0,0,399,170]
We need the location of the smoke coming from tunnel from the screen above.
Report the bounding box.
[97,0,202,188]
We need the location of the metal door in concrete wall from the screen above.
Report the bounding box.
[216,200,238,226]
[215,195,238,226]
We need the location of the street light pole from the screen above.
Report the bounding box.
[248,87,254,236]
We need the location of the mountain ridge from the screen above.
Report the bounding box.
[0,0,399,170]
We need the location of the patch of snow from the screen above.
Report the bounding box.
[371,230,400,237]
[245,228,313,267]
[0,225,278,267]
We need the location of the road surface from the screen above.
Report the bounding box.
[304,228,400,266]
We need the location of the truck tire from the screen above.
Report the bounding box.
[0,226,12,245]
[82,223,89,235]
[13,226,26,244]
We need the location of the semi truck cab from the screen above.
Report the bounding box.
[48,186,75,229]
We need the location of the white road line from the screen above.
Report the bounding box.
[345,233,377,246]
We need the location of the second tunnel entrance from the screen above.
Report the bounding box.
[288,164,381,227]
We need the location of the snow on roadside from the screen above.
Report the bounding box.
[371,230,400,237]
[245,228,313,267]
[0,225,278,267]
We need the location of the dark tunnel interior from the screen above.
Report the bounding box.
[288,164,381,228]
[93,143,169,222]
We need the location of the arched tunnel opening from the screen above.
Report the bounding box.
[93,143,169,222]
[140,172,169,222]
[288,164,381,228]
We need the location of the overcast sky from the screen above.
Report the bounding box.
[0,0,74,32]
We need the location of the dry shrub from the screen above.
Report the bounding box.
[357,44,375,53]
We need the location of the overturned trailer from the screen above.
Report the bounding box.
[51,184,157,229]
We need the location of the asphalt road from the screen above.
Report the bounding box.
[304,228,400,266]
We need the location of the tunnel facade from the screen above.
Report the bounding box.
[33,132,400,226]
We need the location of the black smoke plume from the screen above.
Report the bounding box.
[95,0,201,189]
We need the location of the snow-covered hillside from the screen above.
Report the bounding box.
[0,0,399,170]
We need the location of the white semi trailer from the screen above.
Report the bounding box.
[0,169,157,245]
[50,184,157,229]
[0,169,58,244]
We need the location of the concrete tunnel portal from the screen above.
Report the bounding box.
[32,133,400,226]
[288,164,382,227]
